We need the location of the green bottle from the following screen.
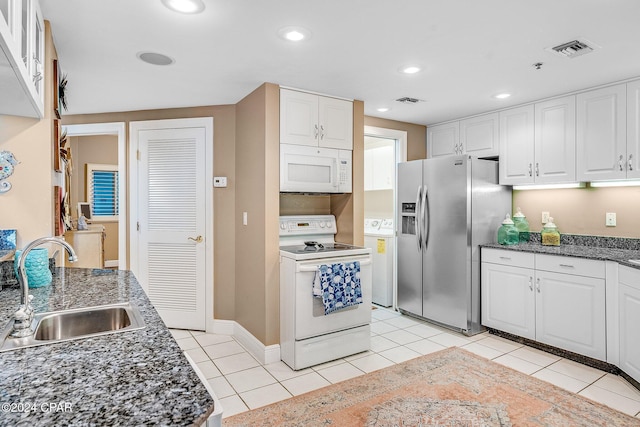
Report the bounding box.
[512,207,530,243]
[497,214,519,245]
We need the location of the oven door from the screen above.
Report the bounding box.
[293,254,372,340]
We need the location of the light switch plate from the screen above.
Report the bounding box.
[606,212,616,227]
[541,211,550,224]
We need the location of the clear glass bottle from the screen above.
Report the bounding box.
[497,214,519,245]
[512,207,530,243]
[541,217,561,246]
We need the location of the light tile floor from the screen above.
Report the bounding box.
[170,307,640,420]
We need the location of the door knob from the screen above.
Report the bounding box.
[188,236,203,243]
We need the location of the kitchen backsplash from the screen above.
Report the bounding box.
[513,186,640,238]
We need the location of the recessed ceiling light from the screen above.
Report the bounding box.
[161,0,205,14]
[400,66,421,74]
[376,107,390,112]
[493,93,512,99]
[278,26,311,42]
[137,52,175,66]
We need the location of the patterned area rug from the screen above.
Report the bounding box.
[224,347,639,426]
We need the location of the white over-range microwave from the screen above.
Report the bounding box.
[280,144,352,193]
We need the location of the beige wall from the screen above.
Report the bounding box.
[0,22,57,247]
[364,115,427,161]
[62,104,237,321]
[234,83,280,345]
[514,186,640,238]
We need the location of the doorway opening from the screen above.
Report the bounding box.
[63,122,126,270]
[363,126,407,310]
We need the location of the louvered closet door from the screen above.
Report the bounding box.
[138,127,206,329]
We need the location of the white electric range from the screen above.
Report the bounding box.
[279,215,372,370]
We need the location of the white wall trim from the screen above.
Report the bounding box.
[63,122,127,270]
[212,319,281,365]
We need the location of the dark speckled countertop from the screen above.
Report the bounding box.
[482,234,640,270]
[0,267,215,426]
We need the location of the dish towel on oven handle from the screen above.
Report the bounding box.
[313,261,362,315]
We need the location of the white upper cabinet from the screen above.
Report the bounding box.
[364,145,394,191]
[577,84,627,181]
[427,121,459,158]
[499,97,576,185]
[0,0,44,118]
[627,80,640,179]
[280,88,353,150]
[534,95,577,184]
[460,113,499,158]
[499,105,535,185]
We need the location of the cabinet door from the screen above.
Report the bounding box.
[627,80,640,179]
[535,270,606,360]
[318,96,353,150]
[619,266,640,383]
[499,105,535,185]
[577,84,627,181]
[534,96,576,184]
[427,122,459,158]
[280,89,319,147]
[371,145,394,190]
[460,113,499,158]
[481,262,535,340]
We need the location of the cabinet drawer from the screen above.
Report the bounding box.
[482,248,534,269]
[535,254,605,278]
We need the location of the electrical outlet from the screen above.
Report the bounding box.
[542,211,550,224]
[606,212,616,227]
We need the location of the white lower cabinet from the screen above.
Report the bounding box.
[482,248,606,361]
[618,265,640,383]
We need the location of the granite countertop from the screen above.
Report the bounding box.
[0,267,215,426]
[482,238,640,270]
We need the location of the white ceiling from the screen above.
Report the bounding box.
[40,0,640,126]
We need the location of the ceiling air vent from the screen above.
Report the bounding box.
[395,97,423,104]
[548,39,597,59]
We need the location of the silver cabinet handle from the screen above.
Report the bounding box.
[630,154,634,171]
[559,264,575,269]
[188,236,203,243]
[529,277,533,291]
[314,124,319,139]
[320,125,325,140]
[499,256,511,260]
[536,277,540,293]
[528,163,532,177]
[535,163,539,177]
[619,154,624,171]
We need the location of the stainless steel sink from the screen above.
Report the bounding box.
[0,302,145,352]
[629,260,640,265]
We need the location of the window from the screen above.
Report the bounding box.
[86,163,118,221]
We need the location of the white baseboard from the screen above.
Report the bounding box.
[104,260,119,268]
[211,319,280,365]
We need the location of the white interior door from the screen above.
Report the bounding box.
[131,119,211,330]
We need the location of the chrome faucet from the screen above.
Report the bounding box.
[11,237,78,338]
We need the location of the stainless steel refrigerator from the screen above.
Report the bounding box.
[397,155,511,335]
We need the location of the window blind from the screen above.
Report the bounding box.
[90,169,119,218]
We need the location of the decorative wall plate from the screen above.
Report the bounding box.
[0,150,19,194]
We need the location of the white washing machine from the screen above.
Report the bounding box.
[364,218,394,307]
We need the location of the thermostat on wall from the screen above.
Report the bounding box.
[213,177,228,187]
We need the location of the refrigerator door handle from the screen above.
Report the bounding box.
[422,185,430,249]
[415,186,422,251]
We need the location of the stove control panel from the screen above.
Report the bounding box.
[279,215,337,236]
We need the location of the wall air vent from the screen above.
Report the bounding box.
[548,39,597,59]
[395,97,423,104]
